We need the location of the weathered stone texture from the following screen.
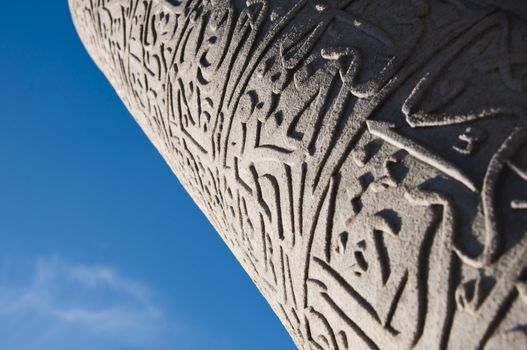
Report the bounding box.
[69,0,527,348]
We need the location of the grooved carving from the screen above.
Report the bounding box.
[69,0,527,348]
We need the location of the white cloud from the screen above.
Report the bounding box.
[0,257,179,350]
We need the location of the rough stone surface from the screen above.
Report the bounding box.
[69,0,527,348]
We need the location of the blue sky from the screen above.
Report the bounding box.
[0,1,294,349]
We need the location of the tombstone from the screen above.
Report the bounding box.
[69,0,527,348]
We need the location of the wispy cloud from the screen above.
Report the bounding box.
[0,257,179,350]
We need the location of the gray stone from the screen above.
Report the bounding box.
[69,0,527,348]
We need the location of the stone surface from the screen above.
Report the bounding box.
[69,0,527,348]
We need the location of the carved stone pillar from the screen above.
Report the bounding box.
[69,1,527,348]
